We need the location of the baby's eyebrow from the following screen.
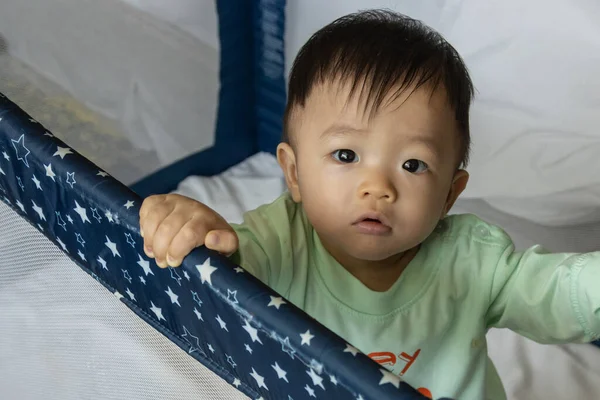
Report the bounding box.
[320,123,368,139]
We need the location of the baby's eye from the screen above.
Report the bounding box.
[403,159,428,173]
[332,149,359,163]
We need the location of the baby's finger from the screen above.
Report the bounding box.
[139,195,166,222]
[165,219,210,267]
[152,212,191,268]
[140,201,175,258]
[205,229,239,256]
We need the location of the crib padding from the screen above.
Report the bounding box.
[0,92,440,399]
[130,0,286,198]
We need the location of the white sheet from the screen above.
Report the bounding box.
[175,153,600,399]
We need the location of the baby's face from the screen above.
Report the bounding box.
[283,79,465,263]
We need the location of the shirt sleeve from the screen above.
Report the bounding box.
[227,193,300,295]
[484,240,600,344]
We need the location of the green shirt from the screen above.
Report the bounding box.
[230,192,600,399]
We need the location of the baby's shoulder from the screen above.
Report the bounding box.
[438,213,513,249]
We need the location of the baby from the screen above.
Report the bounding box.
[139,9,600,400]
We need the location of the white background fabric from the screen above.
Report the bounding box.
[0,0,219,177]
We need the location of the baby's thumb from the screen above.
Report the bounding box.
[205,229,239,256]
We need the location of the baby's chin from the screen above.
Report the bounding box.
[344,244,413,263]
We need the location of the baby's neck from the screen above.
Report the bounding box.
[325,242,420,292]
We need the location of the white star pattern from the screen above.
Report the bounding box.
[304,385,316,398]
[306,368,325,390]
[344,344,360,356]
[193,308,203,321]
[196,258,217,285]
[281,337,296,359]
[234,266,244,273]
[65,172,76,188]
[329,375,338,386]
[268,296,286,309]
[91,208,102,223]
[165,286,181,307]
[31,175,42,190]
[97,170,109,177]
[137,254,154,276]
[244,344,253,354]
[104,236,120,257]
[104,210,114,223]
[11,134,31,167]
[44,163,56,181]
[56,237,68,252]
[125,232,135,247]
[191,291,203,307]
[97,256,108,270]
[227,289,239,304]
[232,378,241,388]
[216,315,229,332]
[310,360,323,375]
[77,250,86,261]
[125,288,135,301]
[379,369,402,389]
[226,354,237,368]
[208,344,215,353]
[122,270,132,283]
[73,201,90,223]
[16,176,25,191]
[75,233,86,247]
[15,200,25,213]
[31,200,46,221]
[243,320,263,344]
[250,368,268,391]
[2,151,9,161]
[300,330,314,346]
[169,267,183,286]
[181,326,203,354]
[124,200,134,209]
[0,166,4,176]
[272,362,289,383]
[149,302,165,322]
[53,146,73,159]
[55,212,67,230]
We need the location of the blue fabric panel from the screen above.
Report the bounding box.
[131,0,287,197]
[252,0,287,155]
[0,91,442,399]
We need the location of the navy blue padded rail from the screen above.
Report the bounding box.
[0,92,438,399]
[130,0,287,198]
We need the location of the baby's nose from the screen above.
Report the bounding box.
[359,179,397,202]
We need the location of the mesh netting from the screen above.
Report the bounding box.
[0,200,248,400]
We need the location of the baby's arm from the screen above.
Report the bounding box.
[484,243,600,344]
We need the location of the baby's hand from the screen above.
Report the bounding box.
[139,194,238,268]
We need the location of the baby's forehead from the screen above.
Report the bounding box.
[294,78,455,130]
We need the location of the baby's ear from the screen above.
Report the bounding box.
[276,142,302,202]
[443,169,469,217]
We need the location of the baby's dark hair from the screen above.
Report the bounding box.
[283,9,475,168]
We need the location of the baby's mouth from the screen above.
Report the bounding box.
[352,213,392,235]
